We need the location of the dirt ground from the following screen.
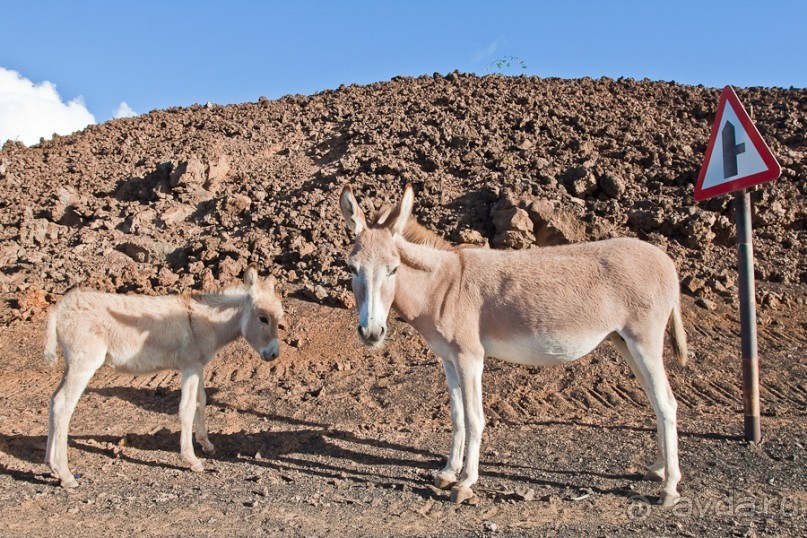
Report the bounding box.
[0,288,804,537]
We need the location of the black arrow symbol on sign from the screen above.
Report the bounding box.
[722,121,746,178]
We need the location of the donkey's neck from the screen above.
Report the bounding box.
[392,237,458,324]
[189,292,248,349]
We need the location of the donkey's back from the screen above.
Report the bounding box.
[46,288,196,374]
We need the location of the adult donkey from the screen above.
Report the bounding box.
[339,183,687,506]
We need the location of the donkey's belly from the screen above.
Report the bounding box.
[105,346,187,375]
[482,331,609,366]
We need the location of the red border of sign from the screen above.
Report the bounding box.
[694,86,781,201]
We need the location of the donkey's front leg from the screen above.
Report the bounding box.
[435,358,465,489]
[179,367,204,472]
[450,353,485,504]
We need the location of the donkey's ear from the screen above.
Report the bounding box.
[264,275,276,294]
[389,183,414,236]
[244,264,260,293]
[339,185,366,234]
[374,205,393,226]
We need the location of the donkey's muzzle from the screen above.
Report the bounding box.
[357,324,386,346]
[261,340,281,361]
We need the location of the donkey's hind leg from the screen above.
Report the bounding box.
[179,367,204,472]
[610,334,665,482]
[46,350,104,488]
[45,376,67,476]
[193,373,215,455]
[612,332,681,506]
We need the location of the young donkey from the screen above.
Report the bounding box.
[340,184,688,507]
[44,265,283,488]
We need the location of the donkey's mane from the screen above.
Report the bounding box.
[369,206,454,251]
[403,219,454,251]
[186,285,250,310]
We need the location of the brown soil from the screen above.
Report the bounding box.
[0,74,805,536]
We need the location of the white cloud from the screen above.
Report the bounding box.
[473,41,498,62]
[0,66,95,146]
[113,101,137,119]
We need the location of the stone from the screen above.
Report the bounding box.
[0,242,23,267]
[156,267,179,287]
[117,242,150,263]
[492,206,534,235]
[169,156,206,188]
[516,139,534,151]
[16,286,48,318]
[298,242,316,258]
[514,486,536,501]
[458,229,487,246]
[19,216,61,246]
[125,207,157,235]
[526,200,586,246]
[492,229,534,249]
[227,194,252,213]
[490,195,536,249]
[218,256,245,281]
[563,166,598,198]
[598,173,626,198]
[51,186,81,224]
[159,205,195,225]
[628,209,666,232]
[682,275,706,295]
[336,290,355,309]
[205,155,231,193]
[313,285,329,301]
[677,210,717,248]
[116,238,184,266]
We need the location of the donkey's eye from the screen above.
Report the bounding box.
[258,315,269,325]
[388,266,399,277]
[347,263,358,276]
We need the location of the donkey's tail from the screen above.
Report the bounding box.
[669,297,688,366]
[44,310,59,365]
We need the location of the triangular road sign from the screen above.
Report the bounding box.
[694,85,780,201]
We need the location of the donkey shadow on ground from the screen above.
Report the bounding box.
[0,386,739,501]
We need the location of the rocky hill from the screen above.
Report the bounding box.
[1,73,805,322]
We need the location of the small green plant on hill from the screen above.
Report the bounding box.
[490,55,527,74]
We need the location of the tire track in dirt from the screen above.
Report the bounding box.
[761,327,804,346]
[689,380,734,406]
[706,380,739,401]
[762,382,807,406]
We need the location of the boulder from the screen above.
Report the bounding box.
[526,200,586,246]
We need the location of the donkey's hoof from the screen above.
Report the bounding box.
[660,492,681,507]
[643,468,665,482]
[190,461,205,473]
[60,476,79,489]
[434,472,457,489]
[201,444,216,456]
[450,485,477,504]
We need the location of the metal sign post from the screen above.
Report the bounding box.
[694,86,781,443]
[734,189,761,443]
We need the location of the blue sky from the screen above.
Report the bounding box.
[1,0,805,144]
